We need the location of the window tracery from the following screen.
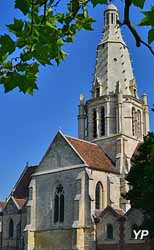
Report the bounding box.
[54,184,64,223]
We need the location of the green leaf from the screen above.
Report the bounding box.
[91,0,107,7]
[68,0,80,13]
[131,0,145,9]
[56,13,65,24]
[139,11,154,26]
[65,36,74,43]
[15,0,31,15]
[7,19,24,36]
[148,29,154,44]
[20,51,33,62]
[46,21,58,31]
[75,14,95,31]
[0,34,15,54]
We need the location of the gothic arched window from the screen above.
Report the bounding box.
[93,109,97,138]
[132,107,135,136]
[131,224,138,239]
[9,219,14,238]
[137,110,141,137]
[101,107,105,136]
[107,224,113,239]
[54,184,64,223]
[95,182,104,209]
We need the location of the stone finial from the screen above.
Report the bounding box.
[79,94,84,104]
[142,93,148,105]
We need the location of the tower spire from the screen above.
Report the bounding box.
[91,3,135,96]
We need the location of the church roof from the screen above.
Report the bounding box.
[0,201,6,210]
[11,165,37,199]
[106,3,118,11]
[65,135,117,174]
[14,198,27,209]
[95,206,124,219]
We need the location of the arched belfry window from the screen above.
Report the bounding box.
[132,107,135,136]
[95,87,100,98]
[54,184,64,223]
[107,224,113,239]
[9,219,14,238]
[106,13,109,25]
[131,224,138,239]
[111,13,114,24]
[101,107,105,136]
[93,109,97,138]
[137,110,141,137]
[95,182,104,209]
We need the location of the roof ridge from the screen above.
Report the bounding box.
[65,134,98,146]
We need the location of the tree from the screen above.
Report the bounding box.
[0,0,154,94]
[126,132,154,236]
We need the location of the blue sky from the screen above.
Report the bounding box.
[0,0,154,201]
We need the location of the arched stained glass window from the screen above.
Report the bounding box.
[54,184,64,223]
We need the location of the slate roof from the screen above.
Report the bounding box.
[65,135,117,174]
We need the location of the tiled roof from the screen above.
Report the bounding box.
[0,201,6,210]
[95,206,124,218]
[65,136,117,174]
[14,198,27,209]
[12,165,37,199]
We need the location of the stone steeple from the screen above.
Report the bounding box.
[92,3,136,97]
[78,3,149,178]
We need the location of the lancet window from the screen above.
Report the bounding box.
[95,182,104,209]
[54,184,64,223]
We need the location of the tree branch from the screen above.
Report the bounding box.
[51,0,62,8]
[123,0,154,55]
[41,0,48,24]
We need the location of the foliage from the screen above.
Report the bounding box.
[126,132,154,236]
[0,0,154,94]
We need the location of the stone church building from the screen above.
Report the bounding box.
[0,3,151,250]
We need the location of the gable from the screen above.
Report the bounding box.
[37,132,84,172]
[4,198,18,214]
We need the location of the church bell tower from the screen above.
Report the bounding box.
[78,3,149,176]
